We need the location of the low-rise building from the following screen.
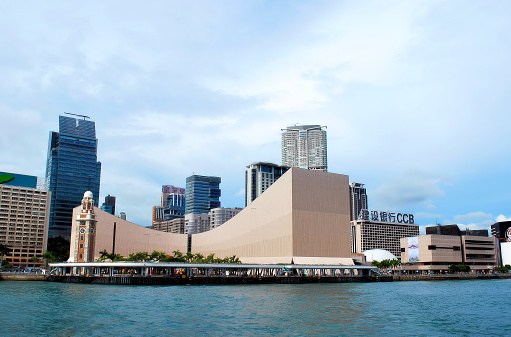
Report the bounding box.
[152,218,185,234]
[400,225,498,272]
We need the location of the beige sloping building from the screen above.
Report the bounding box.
[69,207,188,261]
[69,168,353,265]
[192,168,353,264]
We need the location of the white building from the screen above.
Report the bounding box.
[184,213,210,234]
[245,162,289,206]
[209,207,242,229]
[281,125,327,171]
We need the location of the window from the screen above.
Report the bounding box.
[79,243,83,249]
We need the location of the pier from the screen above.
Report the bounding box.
[47,262,390,285]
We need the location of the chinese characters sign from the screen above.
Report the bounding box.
[358,209,415,224]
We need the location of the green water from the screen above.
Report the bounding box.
[2,279,510,336]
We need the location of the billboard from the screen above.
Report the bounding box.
[408,237,419,262]
[0,172,37,188]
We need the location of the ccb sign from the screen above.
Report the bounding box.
[358,209,415,224]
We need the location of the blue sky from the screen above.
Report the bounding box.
[1,0,510,231]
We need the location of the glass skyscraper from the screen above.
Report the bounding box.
[185,175,221,214]
[45,115,101,239]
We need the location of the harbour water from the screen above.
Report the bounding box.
[3,279,510,336]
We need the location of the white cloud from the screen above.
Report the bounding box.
[496,214,511,222]
[371,170,446,210]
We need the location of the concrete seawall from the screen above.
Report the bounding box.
[0,273,46,281]
[393,273,511,281]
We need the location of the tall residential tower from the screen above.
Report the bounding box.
[349,182,368,221]
[281,125,327,171]
[245,162,289,206]
[45,115,101,239]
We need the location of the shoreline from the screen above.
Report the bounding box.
[3,272,511,283]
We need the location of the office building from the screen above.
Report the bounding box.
[349,182,368,221]
[401,224,498,272]
[100,195,116,215]
[351,211,419,259]
[45,115,101,239]
[209,207,242,229]
[0,172,50,268]
[281,125,327,171]
[245,162,289,206]
[185,175,221,214]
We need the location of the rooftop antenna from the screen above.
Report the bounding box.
[64,112,90,120]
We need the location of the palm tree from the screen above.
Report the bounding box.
[0,243,12,269]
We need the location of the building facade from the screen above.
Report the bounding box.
[184,213,210,234]
[45,115,101,239]
[491,220,511,266]
[245,162,289,206]
[209,207,242,229]
[400,227,498,272]
[351,216,419,259]
[152,185,186,224]
[349,182,368,221]
[69,168,354,264]
[151,218,185,234]
[0,172,50,268]
[281,125,327,171]
[185,175,221,214]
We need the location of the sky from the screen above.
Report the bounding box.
[1,0,510,232]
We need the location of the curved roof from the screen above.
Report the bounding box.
[362,249,397,262]
[84,191,93,199]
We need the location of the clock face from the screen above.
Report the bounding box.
[79,228,85,234]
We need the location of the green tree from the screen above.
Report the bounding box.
[46,236,70,262]
[150,250,167,262]
[184,252,194,263]
[0,243,12,269]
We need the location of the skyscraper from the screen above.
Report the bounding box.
[245,162,289,206]
[349,182,368,221]
[45,115,101,239]
[100,195,116,215]
[281,125,327,171]
[185,175,221,214]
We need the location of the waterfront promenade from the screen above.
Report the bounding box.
[44,262,390,285]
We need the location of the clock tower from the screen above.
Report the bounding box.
[74,191,97,262]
